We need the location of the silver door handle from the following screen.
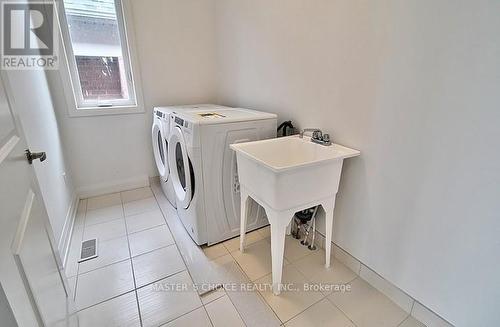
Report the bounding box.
[26,149,47,164]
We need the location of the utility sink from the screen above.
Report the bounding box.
[231,135,360,295]
[230,135,360,211]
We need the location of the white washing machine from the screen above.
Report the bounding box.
[168,107,277,245]
[153,105,231,207]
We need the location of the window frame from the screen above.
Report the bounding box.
[56,0,144,117]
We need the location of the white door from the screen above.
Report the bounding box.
[0,73,76,326]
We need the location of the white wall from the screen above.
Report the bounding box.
[214,1,500,325]
[48,0,217,196]
[5,69,76,255]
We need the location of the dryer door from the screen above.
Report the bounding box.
[152,118,167,180]
[168,126,193,208]
[162,120,171,181]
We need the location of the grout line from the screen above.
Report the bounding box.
[78,256,130,276]
[225,245,283,323]
[72,188,178,325]
[74,287,136,313]
[202,305,216,327]
[152,182,282,325]
[83,192,206,326]
[123,206,160,218]
[325,295,359,327]
[150,183,303,326]
[278,251,355,324]
[150,183,243,326]
[149,188,210,324]
[120,193,144,327]
[134,268,188,291]
[397,314,412,327]
[215,294,248,327]
[281,295,326,325]
[84,216,125,229]
[126,221,168,237]
[161,305,212,326]
[129,241,176,259]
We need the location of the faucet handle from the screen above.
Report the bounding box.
[312,130,322,140]
[322,133,332,145]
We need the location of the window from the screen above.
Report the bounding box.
[59,0,139,111]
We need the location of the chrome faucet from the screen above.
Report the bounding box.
[299,128,332,146]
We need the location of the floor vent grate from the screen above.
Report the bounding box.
[78,239,98,263]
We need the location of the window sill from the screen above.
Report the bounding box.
[68,105,145,118]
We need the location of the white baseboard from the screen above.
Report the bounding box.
[76,175,150,199]
[58,193,79,265]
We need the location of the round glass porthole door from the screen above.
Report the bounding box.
[168,126,192,208]
[152,121,166,178]
[164,137,171,180]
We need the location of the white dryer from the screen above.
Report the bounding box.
[154,105,231,208]
[168,108,277,245]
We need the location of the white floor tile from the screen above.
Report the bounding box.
[137,271,202,326]
[199,287,226,305]
[231,238,288,281]
[125,209,165,234]
[121,187,154,203]
[87,193,122,211]
[399,316,426,327]
[222,230,264,252]
[152,182,282,327]
[328,278,408,327]
[257,225,271,238]
[201,243,229,260]
[76,260,134,309]
[255,265,324,322]
[85,205,124,226]
[205,295,245,327]
[161,307,212,327]
[124,197,159,216]
[129,225,175,257]
[83,218,127,242]
[78,236,130,274]
[285,298,354,327]
[284,235,317,262]
[132,245,186,288]
[77,291,141,327]
[292,251,357,293]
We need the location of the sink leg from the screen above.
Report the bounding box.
[323,196,336,268]
[240,189,250,253]
[269,212,290,295]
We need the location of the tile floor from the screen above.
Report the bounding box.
[65,186,426,326]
